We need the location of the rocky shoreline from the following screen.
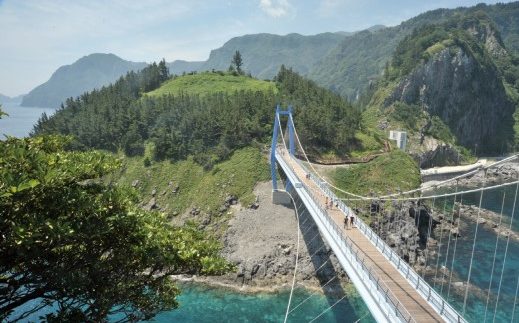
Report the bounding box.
[193,181,350,295]
[364,198,496,299]
[169,161,518,297]
[423,160,519,189]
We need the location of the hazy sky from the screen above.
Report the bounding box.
[0,0,512,96]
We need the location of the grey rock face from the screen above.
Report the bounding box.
[387,47,515,154]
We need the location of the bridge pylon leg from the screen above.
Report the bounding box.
[271,105,280,191]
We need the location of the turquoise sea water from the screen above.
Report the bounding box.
[10,283,374,322]
[146,283,374,323]
[425,185,519,322]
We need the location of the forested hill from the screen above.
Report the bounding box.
[33,65,367,167]
[21,53,147,108]
[363,11,519,162]
[308,2,519,100]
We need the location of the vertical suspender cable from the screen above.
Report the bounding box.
[483,191,506,322]
[283,191,301,323]
[462,171,487,316]
[434,199,449,288]
[422,197,436,278]
[440,187,459,295]
[511,274,519,322]
[447,192,463,299]
[493,180,519,322]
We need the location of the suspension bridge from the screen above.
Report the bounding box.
[270,106,519,322]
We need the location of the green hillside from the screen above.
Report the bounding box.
[146,72,277,97]
[309,2,519,100]
[113,146,269,236]
[332,149,420,197]
[364,11,519,157]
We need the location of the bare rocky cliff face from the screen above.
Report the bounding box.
[387,46,515,155]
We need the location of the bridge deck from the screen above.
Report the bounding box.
[282,153,443,322]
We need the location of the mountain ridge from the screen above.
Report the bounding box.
[21,53,147,108]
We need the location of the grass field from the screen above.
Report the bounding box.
[331,149,421,197]
[146,72,278,97]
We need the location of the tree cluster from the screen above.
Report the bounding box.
[0,135,230,322]
[33,64,362,166]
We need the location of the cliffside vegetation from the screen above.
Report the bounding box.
[309,2,519,101]
[363,11,519,158]
[332,149,421,197]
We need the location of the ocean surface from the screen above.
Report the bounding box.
[4,105,519,322]
[0,102,55,137]
[425,185,519,322]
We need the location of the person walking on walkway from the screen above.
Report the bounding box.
[325,196,329,209]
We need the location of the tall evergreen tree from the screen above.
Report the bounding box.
[232,50,243,75]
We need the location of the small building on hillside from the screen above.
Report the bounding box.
[389,130,407,150]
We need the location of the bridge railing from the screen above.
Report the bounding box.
[291,157,465,323]
[298,183,416,323]
[276,149,415,322]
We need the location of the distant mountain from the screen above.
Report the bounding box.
[198,32,346,79]
[21,53,147,108]
[167,60,204,75]
[0,93,24,105]
[308,2,519,100]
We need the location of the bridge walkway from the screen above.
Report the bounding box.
[282,151,444,322]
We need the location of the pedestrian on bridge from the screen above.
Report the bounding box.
[325,196,329,209]
[350,214,355,228]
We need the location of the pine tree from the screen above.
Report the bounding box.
[231,50,243,75]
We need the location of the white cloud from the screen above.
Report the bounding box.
[259,0,292,18]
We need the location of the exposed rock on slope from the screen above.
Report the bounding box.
[386,46,515,153]
[216,182,349,291]
[367,12,519,159]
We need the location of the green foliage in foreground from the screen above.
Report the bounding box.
[113,146,270,223]
[146,71,277,97]
[332,150,421,197]
[0,136,230,322]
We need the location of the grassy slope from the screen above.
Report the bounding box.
[331,150,421,197]
[113,147,270,218]
[146,72,277,97]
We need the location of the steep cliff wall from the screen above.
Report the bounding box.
[368,13,519,160]
[387,46,515,154]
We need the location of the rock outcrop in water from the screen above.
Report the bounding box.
[365,200,438,268]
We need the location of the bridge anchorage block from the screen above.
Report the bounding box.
[272,189,292,206]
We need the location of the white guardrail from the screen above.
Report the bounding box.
[289,155,466,323]
[276,149,415,322]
